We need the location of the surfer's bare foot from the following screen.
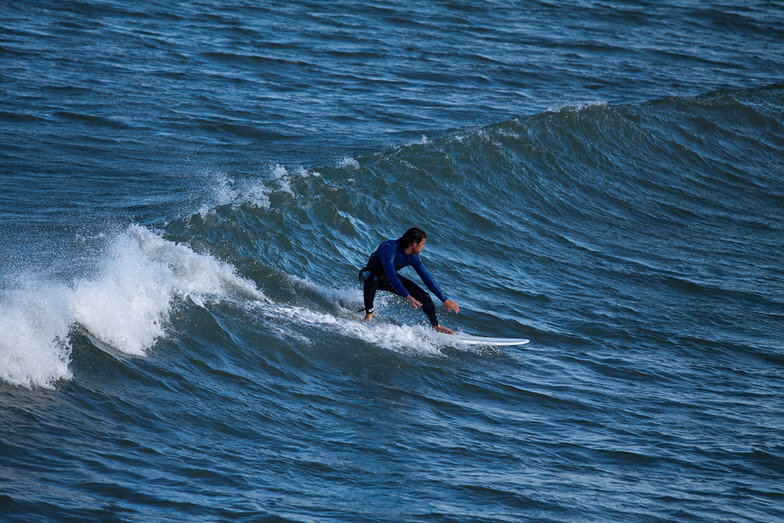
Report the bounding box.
[433,324,454,335]
[362,313,374,322]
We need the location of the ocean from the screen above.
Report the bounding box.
[2,1,783,521]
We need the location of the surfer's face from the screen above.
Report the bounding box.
[411,239,426,255]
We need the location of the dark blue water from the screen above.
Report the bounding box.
[2,1,784,521]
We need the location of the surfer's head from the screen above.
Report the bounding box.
[399,227,427,254]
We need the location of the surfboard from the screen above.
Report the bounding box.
[449,333,529,346]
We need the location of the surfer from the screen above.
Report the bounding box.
[359,227,459,334]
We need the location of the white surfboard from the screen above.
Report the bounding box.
[449,333,529,346]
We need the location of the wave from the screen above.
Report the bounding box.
[176,84,783,354]
[3,85,782,388]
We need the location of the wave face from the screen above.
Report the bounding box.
[2,1,784,521]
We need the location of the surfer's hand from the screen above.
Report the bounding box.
[406,295,422,309]
[444,299,459,314]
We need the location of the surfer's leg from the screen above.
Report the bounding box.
[362,272,379,321]
[397,276,438,326]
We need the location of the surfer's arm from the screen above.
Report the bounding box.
[411,257,448,302]
[412,257,458,314]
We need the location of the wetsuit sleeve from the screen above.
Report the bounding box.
[412,256,448,302]
[380,243,411,297]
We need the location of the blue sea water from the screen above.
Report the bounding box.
[2,1,784,521]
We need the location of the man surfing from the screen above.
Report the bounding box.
[359,227,459,334]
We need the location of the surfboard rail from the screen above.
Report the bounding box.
[449,333,529,346]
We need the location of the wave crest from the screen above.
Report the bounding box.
[0,225,265,388]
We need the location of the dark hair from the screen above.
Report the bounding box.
[398,227,427,249]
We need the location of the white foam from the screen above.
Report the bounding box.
[260,302,449,356]
[71,225,265,356]
[338,157,360,170]
[197,172,239,217]
[0,282,73,389]
[270,163,289,179]
[244,183,271,209]
[195,164,323,214]
[545,100,609,114]
[0,225,266,388]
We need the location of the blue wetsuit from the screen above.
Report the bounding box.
[360,239,447,325]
